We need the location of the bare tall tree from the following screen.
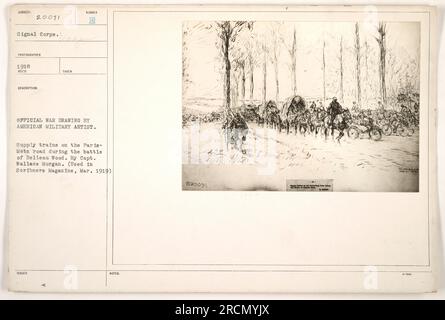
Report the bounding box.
[273,47,280,103]
[262,40,267,105]
[244,25,257,104]
[375,22,387,105]
[230,60,244,109]
[183,23,204,98]
[240,61,246,104]
[354,23,362,108]
[322,40,326,105]
[231,69,239,109]
[248,52,255,102]
[363,40,369,105]
[290,27,297,95]
[339,36,344,103]
[281,26,298,95]
[231,45,247,106]
[182,26,191,97]
[269,22,282,103]
[215,21,248,114]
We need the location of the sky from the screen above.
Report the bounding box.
[183,21,420,108]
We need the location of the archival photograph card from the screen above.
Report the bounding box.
[7,4,438,293]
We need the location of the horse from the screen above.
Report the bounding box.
[323,108,353,143]
[296,109,311,135]
[222,113,249,152]
[281,95,306,135]
[240,104,260,123]
[265,108,281,130]
[309,108,327,136]
[260,100,281,130]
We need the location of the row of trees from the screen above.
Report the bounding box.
[184,21,418,114]
[217,22,299,112]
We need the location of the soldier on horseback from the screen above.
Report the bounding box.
[327,97,343,130]
[309,101,316,113]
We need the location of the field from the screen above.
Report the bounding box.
[182,121,419,192]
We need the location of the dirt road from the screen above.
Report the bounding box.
[182,122,419,191]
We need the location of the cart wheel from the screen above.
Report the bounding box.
[348,126,360,139]
[382,124,392,136]
[397,126,408,137]
[370,128,382,141]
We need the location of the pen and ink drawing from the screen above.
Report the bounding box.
[182,21,420,192]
